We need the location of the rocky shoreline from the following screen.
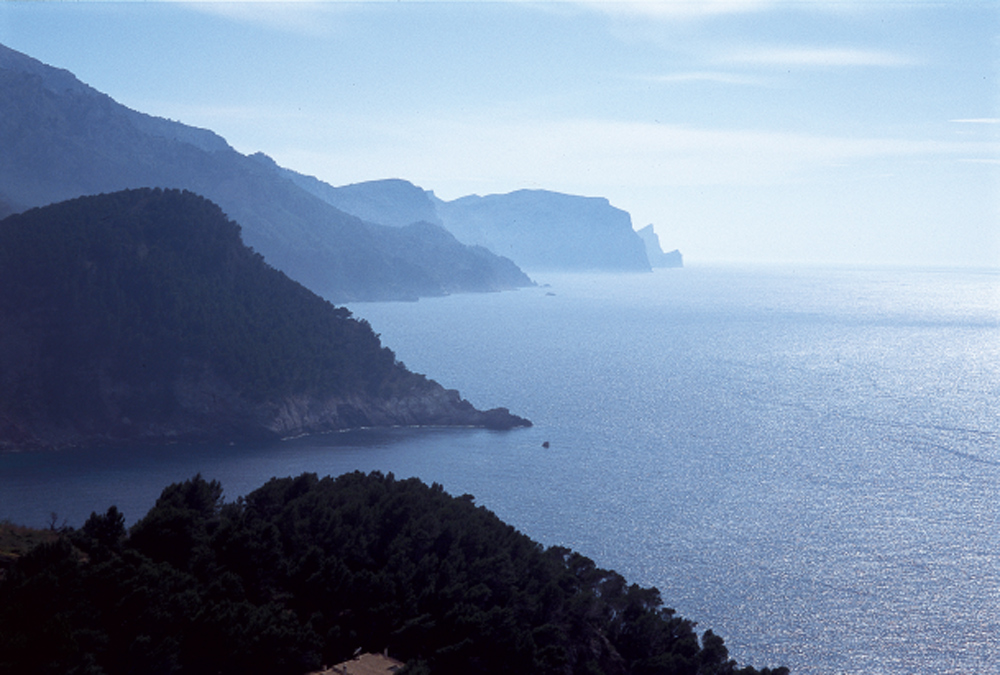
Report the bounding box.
[174,363,532,442]
[264,386,531,438]
[0,379,530,452]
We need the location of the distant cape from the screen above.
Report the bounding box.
[637,224,683,268]
[311,182,689,274]
[432,189,652,272]
[274,172,673,273]
[0,42,684,292]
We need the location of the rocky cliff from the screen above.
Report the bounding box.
[434,189,652,272]
[637,224,683,268]
[263,388,528,438]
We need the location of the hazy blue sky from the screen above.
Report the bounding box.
[2,1,997,266]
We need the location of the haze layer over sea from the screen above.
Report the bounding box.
[2,265,997,674]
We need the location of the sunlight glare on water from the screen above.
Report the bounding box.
[1,265,997,674]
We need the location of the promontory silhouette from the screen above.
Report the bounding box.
[0,189,530,450]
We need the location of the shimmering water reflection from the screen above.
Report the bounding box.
[1,266,997,674]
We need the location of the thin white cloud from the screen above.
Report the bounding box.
[581,0,779,19]
[184,1,347,37]
[634,71,770,86]
[719,46,918,68]
[129,100,312,126]
[951,118,1000,124]
[280,114,1000,198]
[578,0,892,21]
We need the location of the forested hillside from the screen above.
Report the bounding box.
[0,188,528,449]
[0,472,789,675]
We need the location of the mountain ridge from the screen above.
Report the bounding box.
[0,188,530,450]
[0,43,532,302]
[287,174,676,274]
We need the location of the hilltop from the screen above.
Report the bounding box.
[0,471,789,675]
[0,188,529,450]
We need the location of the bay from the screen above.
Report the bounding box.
[1,265,997,674]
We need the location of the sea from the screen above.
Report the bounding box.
[1,265,997,675]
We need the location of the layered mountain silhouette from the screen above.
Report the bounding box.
[0,188,530,449]
[289,174,667,273]
[1,42,683,294]
[0,44,532,302]
[271,166,443,230]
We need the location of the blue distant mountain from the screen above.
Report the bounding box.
[637,224,683,268]
[0,43,532,302]
[433,189,653,272]
[0,42,681,293]
[297,178,664,273]
[275,169,444,230]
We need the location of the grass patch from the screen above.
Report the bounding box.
[0,520,60,567]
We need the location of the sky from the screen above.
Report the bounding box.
[1,0,998,267]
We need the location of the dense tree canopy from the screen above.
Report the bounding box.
[0,188,414,405]
[0,188,530,450]
[0,472,788,675]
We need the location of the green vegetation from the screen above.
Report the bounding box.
[0,188,527,448]
[0,521,61,571]
[0,472,788,675]
[0,188,414,404]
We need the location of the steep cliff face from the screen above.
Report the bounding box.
[435,189,652,272]
[0,189,529,451]
[637,224,683,268]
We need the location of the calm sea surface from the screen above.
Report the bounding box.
[1,265,997,674]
